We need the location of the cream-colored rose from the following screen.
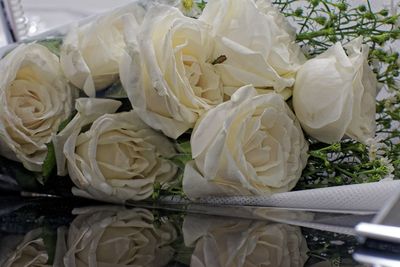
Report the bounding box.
[293,37,377,144]
[62,99,178,202]
[120,4,222,139]
[60,3,146,97]
[64,207,177,267]
[54,98,123,176]
[183,215,309,267]
[0,43,72,172]
[199,0,305,99]
[183,85,308,199]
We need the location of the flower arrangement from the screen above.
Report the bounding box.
[0,0,399,204]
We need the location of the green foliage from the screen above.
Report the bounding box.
[37,38,63,56]
[153,140,192,200]
[41,143,56,183]
[14,166,42,191]
[42,226,58,265]
[41,113,76,184]
[303,228,360,266]
[101,81,128,99]
[197,0,207,11]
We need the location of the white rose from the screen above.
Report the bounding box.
[60,3,146,97]
[0,43,72,172]
[54,98,123,176]
[183,215,309,267]
[62,99,178,202]
[199,0,306,99]
[183,85,308,199]
[120,4,223,139]
[293,37,377,144]
[64,207,177,267]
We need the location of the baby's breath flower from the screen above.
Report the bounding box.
[371,58,381,71]
[159,0,202,17]
[366,137,388,161]
[301,44,312,57]
[390,0,400,28]
[384,96,397,112]
[379,157,395,180]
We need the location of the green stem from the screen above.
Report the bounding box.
[334,166,356,179]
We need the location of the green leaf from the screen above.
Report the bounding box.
[167,141,193,171]
[42,142,56,182]
[37,38,63,56]
[15,168,42,191]
[174,244,194,266]
[101,81,128,99]
[58,111,76,133]
[176,141,191,154]
[170,155,192,170]
[42,226,58,265]
[197,0,207,11]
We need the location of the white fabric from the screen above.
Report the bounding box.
[165,181,400,213]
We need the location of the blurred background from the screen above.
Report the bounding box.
[0,0,131,46]
[0,0,397,47]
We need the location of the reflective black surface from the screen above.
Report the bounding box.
[0,197,370,267]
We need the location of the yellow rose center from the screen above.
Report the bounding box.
[183,55,202,88]
[182,0,194,11]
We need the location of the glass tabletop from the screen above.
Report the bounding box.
[0,196,370,267]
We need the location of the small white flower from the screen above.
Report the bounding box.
[365,137,388,161]
[390,0,400,29]
[300,44,312,58]
[384,97,396,112]
[380,157,395,172]
[158,0,202,17]
[379,157,395,181]
[371,58,381,70]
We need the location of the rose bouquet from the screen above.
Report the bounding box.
[0,0,399,205]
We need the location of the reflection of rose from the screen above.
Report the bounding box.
[64,207,177,267]
[0,43,72,171]
[0,229,50,267]
[183,215,308,267]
